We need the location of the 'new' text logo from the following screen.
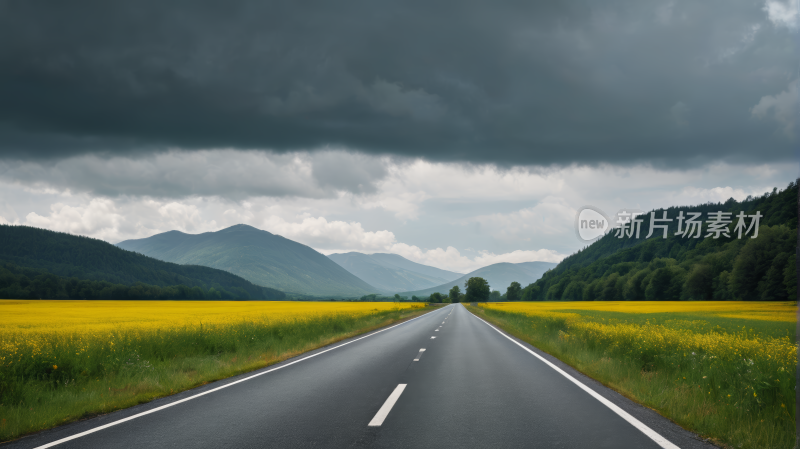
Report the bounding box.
[575,206,611,242]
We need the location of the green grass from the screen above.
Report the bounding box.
[466,305,796,449]
[0,306,431,442]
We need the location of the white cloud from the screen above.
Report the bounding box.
[356,191,430,220]
[25,199,125,242]
[379,244,565,273]
[741,23,762,44]
[751,79,798,137]
[255,214,566,272]
[334,159,568,220]
[655,1,675,25]
[665,185,769,205]
[471,249,565,266]
[471,197,576,243]
[367,243,566,274]
[14,193,565,272]
[261,215,396,251]
[157,202,215,233]
[3,152,794,229]
[376,160,565,201]
[2,155,796,274]
[715,24,762,62]
[764,0,799,30]
[16,195,223,243]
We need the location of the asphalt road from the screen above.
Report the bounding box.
[4,304,717,448]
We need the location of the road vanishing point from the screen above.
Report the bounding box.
[4,305,717,449]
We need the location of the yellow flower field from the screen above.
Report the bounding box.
[0,300,424,371]
[481,300,797,321]
[0,300,422,333]
[0,300,428,442]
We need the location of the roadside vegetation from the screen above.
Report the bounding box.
[0,300,429,442]
[467,301,796,449]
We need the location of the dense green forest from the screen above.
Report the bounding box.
[521,181,797,301]
[0,226,285,300]
[0,262,264,300]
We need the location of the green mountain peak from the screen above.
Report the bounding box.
[117,225,380,297]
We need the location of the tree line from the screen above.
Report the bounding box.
[423,277,521,303]
[356,293,428,302]
[0,262,273,300]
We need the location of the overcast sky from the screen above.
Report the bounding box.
[0,0,797,272]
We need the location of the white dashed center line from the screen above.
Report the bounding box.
[368,384,407,427]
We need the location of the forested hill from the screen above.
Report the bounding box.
[117,224,379,297]
[523,181,797,301]
[0,225,285,300]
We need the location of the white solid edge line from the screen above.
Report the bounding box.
[368,384,407,426]
[33,311,439,449]
[469,312,680,449]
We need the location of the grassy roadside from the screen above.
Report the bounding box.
[0,304,431,442]
[465,304,796,449]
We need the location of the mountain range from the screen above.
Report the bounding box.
[116,224,378,297]
[327,252,462,294]
[399,261,557,298]
[0,225,283,300]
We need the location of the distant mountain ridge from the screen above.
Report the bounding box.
[0,225,284,300]
[400,261,557,298]
[327,252,461,294]
[117,224,379,297]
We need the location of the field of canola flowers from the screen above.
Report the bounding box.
[0,300,427,441]
[1,300,426,376]
[474,301,797,449]
[1,300,425,333]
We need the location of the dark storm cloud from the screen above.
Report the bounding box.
[0,0,796,166]
[0,150,392,199]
